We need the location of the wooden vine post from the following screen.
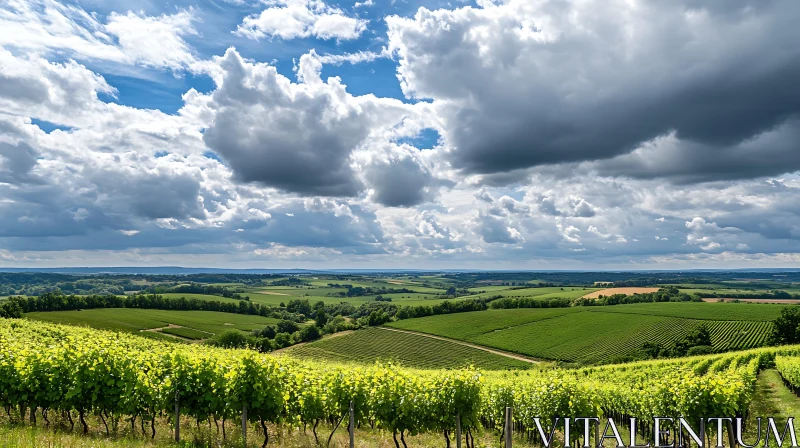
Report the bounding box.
[174,390,180,442]
[504,407,513,448]
[456,412,462,448]
[349,400,355,448]
[242,404,247,447]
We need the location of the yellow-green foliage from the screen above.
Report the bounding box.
[2,318,799,442]
[774,353,800,389]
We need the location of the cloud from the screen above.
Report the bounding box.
[0,1,199,71]
[386,0,800,181]
[362,144,437,207]
[236,0,368,41]
[202,48,414,198]
[103,10,198,71]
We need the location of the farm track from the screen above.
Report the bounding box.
[376,326,540,364]
[140,324,207,343]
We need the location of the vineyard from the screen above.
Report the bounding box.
[584,302,785,321]
[388,305,775,364]
[3,318,800,447]
[284,327,532,370]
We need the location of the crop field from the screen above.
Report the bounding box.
[159,293,243,303]
[25,309,278,338]
[471,312,771,364]
[159,326,211,340]
[585,301,786,321]
[284,327,532,370]
[387,308,581,340]
[581,287,660,298]
[459,286,598,300]
[386,302,777,364]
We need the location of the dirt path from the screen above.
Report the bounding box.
[271,330,355,355]
[140,324,199,342]
[376,327,540,364]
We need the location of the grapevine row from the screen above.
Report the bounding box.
[0,319,795,444]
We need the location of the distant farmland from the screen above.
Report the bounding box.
[387,303,777,364]
[25,309,278,341]
[581,287,660,298]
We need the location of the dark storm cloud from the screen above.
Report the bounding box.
[202,49,411,198]
[387,0,800,182]
[364,151,440,207]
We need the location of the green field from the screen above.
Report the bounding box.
[387,302,777,364]
[160,326,212,340]
[25,309,278,338]
[285,327,532,370]
[458,286,598,301]
[160,293,244,303]
[584,301,786,321]
[387,308,581,340]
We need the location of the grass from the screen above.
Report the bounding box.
[0,415,543,448]
[744,369,800,442]
[25,309,278,336]
[387,302,779,364]
[284,327,532,370]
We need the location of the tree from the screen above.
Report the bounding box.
[273,332,292,348]
[0,301,22,319]
[365,310,390,326]
[446,287,456,297]
[770,307,800,345]
[639,342,663,359]
[299,324,321,342]
[314,308,328,327]
[253,325,277,339]
[286,299,312,316]
[208,330,250,349]
[277,320,300,334]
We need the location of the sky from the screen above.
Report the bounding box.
[0,0,799,269]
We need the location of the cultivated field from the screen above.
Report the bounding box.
[387,303,777,364]
[581,287,660,298]
[460,286,598,301]
[585,301,785,321]
[284,327,533,370]
[703,298,800,304]
[25,309,278,339]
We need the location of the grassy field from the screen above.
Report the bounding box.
[25,309,278,338]
[387,302,778,364]
[284,327,532,370]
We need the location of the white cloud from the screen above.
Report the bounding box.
[0,1,199,71]
[104,10,198,71]
[236,0,367,41]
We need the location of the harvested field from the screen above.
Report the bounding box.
[258,291,290,296]
[582,287,660,298]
